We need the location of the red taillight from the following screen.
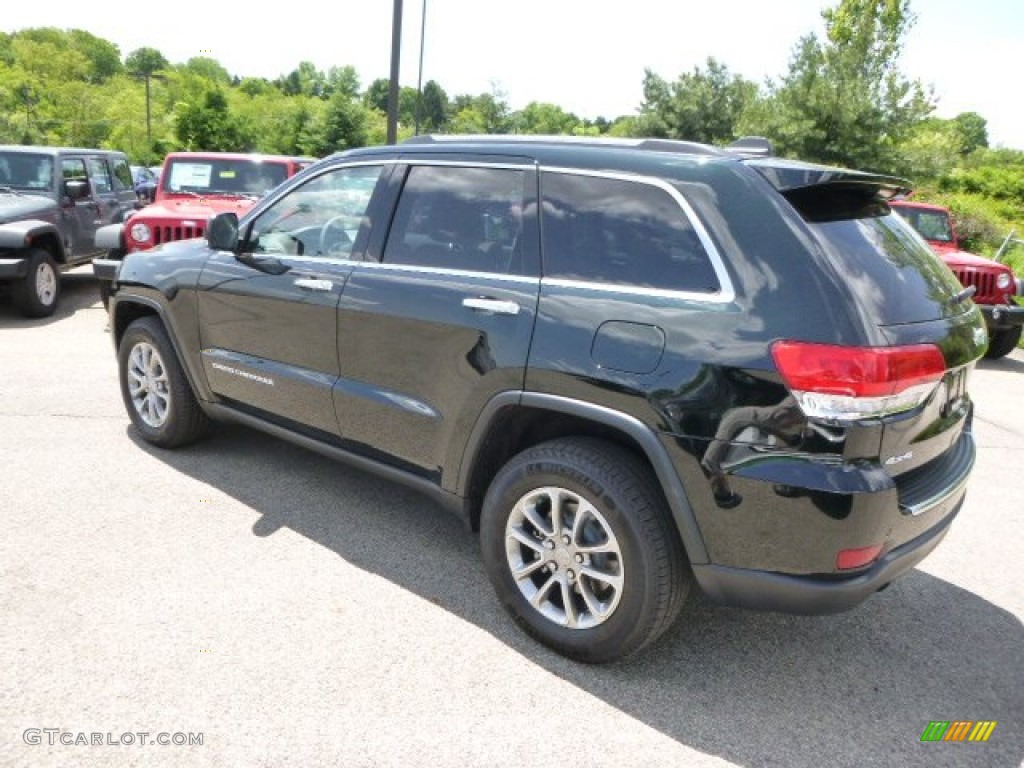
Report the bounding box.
[771,341,947,421]
[836,544,883,570]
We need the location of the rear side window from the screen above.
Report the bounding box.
[87,157,113,194]
[540,171,719,293]
[110,157,133,192]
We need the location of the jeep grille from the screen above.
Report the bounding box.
[950,268,997,302]
[152,224,205,245]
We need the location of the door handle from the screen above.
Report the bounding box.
[294,278,334,292]
[462,297,520,316]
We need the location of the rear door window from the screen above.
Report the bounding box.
[382,165,528,275]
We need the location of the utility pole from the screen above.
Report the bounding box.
[387,0,403,144]
[414,0,427,135]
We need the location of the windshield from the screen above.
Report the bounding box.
[892,207,954,243]
[162,158,289,197]
[0,152,54,191]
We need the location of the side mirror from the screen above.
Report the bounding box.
[64,179,90,201]
[207,212,239,251]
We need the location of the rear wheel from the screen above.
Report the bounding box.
[12,248,60,318]
[118,316,210,448]
[984,326,1022,359]
[480,437,690,663]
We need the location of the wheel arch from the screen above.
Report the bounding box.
[0,220,67,262]
[455,392,709,564]
[111,295,214,404]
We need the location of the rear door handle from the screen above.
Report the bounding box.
[462,297,520,316]
[294,278,334,292]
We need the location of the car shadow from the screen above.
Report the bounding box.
[130,424,1024,768]
[0,269,104,326]
[977,350,1024,373]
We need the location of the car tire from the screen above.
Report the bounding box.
[12,248,60,318]
[984,326,1022,359]
[480,437,690,663]
[118,316,211,448]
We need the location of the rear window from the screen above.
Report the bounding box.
[805,210,966,325]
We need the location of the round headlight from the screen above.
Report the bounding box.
[996,272,1012,290]
[130,222,151,243]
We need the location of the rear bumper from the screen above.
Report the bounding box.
[689,425,974,614]
[0,256,28,280]
[693,495,960,614]
[979,302,1024,329]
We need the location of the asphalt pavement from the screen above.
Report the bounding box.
[1,268,1021,768]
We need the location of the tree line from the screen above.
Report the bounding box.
[1,0,1022,272]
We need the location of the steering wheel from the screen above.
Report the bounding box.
[319,215,354,257]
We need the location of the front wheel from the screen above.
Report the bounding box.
[480,437,690,663]
[12,248,60,318]
[118,316,210,448]
[984,325,1022,359]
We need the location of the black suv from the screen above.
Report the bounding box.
[0,145,138,317]
[100,136,986,662]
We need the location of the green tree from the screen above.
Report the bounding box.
[952,112,988,155]
[418,80,448,132]
[513,102,580,135]
[175,88,250,150]
[125,47,169,78]
[638,58,759,144]
[750,0,932,171]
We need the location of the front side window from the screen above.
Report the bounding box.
[62,158,88,182]
[540,171,719,293]
[383,165,526,274]
[245,165,384,259]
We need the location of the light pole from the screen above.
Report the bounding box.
[387,0,403,144]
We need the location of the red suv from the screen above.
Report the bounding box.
[94,152,314,305]
[891,199,1023,358]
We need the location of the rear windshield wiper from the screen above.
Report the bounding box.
[950,285,976,305]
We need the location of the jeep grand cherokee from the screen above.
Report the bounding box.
[99,136,986,662]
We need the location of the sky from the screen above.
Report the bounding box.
[5,0,1024,149]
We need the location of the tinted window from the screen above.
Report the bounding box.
[383,165,526,274]
[807,212,965,324]
[246,165,383,259]
[540,172,719,293]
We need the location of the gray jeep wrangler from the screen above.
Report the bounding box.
[0,146,138,317]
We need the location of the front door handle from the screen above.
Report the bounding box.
[294,278,334,292]
[462,297,520,316]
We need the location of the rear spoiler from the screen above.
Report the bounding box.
[745,157,912,200]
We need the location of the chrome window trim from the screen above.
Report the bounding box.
[353,260,540,285]
[538,165,736,304]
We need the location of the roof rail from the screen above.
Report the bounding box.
[400,134,726,156]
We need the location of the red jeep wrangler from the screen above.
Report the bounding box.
[891,199,1024,358]
[94,152,314,305]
